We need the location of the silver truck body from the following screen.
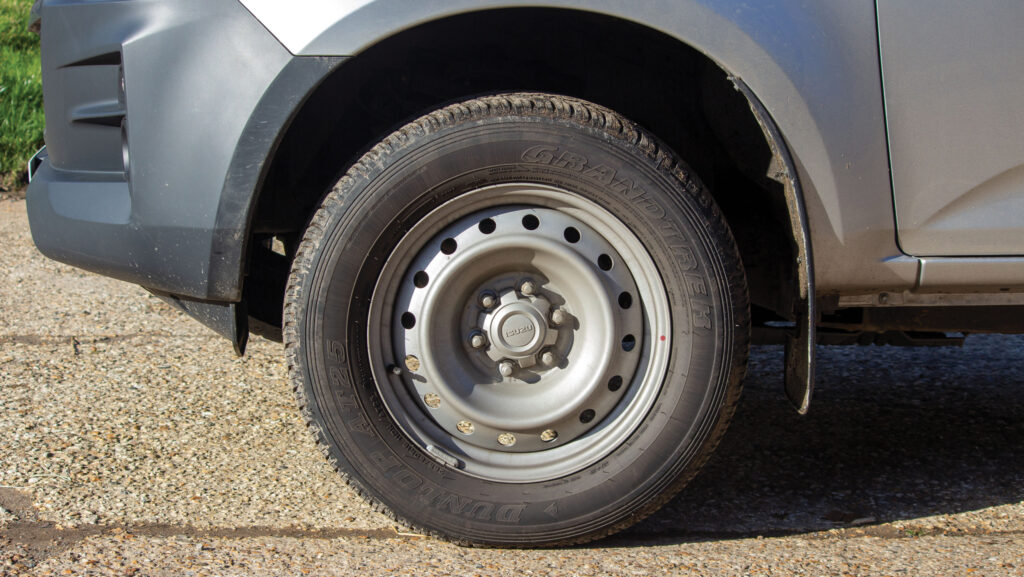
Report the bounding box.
[26,0,1024,385]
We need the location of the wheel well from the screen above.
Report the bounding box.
[247,7,798,334]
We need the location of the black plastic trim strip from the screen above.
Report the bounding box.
[732,75,817,415]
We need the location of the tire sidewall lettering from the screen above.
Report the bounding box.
[298,110,740,538]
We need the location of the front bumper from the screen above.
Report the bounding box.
[26,0,292,300]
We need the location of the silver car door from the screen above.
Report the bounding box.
[878,0,1024,256]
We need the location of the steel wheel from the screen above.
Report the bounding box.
[369,183,670,482]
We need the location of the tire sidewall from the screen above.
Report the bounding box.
[294,109,742,544]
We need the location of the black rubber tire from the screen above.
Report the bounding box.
[284,93,749,546]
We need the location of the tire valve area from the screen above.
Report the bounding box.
[425,445,462,469]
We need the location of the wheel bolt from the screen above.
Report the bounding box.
[498,361,515,378]
[520,280,536,296]
[497,433,516,447]
[541,350,557,366]
[479,291,497,309]
[540,429,558,442]
[456,420,475,435]
[470,331,487,349]
[423,393,441,409]
[551,308,566,326]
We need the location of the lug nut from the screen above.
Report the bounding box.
[498,361,515,378]
[540,350,557,366]
[497,433,517,447]
[470,331,487,349]
[520,280,536,296]
[456,420,475,435]
[479,291,497,309]
[423,393,441,408]
[540,429,558,442]
[551,308,566,326]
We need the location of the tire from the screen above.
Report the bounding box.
[284,93,749,546]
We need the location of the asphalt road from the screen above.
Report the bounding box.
[2,197,1023,576]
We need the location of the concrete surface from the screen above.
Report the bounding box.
[2,197,1023,575]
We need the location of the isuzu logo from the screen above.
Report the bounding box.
[499,314,538,349]
[505,323,535,338]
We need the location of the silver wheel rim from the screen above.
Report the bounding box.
[368,183,674,483]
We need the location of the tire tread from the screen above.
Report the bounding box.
[284,92,749,547]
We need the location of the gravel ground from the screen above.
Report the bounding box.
[0,199,386,534]
[3,196,1024,575]
[21,533,1024,577]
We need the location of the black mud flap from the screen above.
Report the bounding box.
[784,306,814,414]
[148,290,249,356]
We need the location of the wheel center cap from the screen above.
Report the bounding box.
[500,313,538,349]
[488,302,548,358]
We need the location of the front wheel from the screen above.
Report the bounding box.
[285,93,749,546]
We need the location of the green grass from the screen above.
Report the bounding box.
[0,0,43,192]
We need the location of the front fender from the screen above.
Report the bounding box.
[239,0,909,293]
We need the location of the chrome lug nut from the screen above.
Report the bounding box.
[469,331,487,349]
[540,350,557,366]
[551,308,566,326]
[519,279,536,296]
[479,291,497,309]
[498,361,515,378]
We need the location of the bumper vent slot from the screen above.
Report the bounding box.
[61,51,121,68]
[70,99,126,127]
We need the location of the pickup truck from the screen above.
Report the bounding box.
[25,0,1024,546]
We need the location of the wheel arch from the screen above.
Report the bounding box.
[237,5,830,407]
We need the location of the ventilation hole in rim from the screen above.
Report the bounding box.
[563,227,581,243]
[597,254,613,271]
[579,409,596,424]
[413,271,429,288]
[621,334,636,352]
[440,238,457,255]
[522,214,540,230]
[478,218,496,234]
[618,292,632,309]
[401,312,416,329]
[608,375,623,392]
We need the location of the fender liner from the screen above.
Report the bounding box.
[732,76,816,414]
[205,60,818,403]
[207,55,347,302]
